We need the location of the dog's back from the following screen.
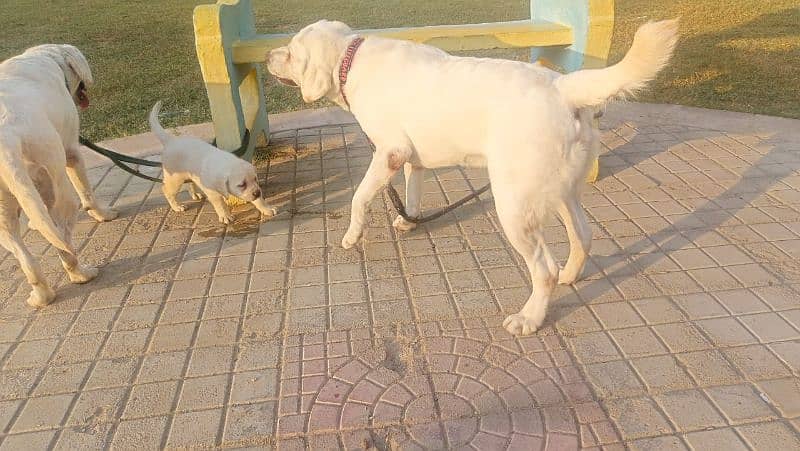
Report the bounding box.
[149,101,244,178]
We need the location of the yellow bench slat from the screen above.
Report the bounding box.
[232,20,572,64]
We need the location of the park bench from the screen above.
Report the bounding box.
[193,0,614,181]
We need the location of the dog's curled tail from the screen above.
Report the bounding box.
[0,136,73,253]
[554,19,678,109]
[148,100,171,145]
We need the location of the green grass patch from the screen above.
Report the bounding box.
[1,0,797,139]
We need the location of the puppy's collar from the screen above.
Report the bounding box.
[338,37,365,109]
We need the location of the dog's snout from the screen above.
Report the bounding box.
[253,189,262,199]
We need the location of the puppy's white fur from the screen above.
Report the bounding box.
[148,102,277,224]
[268,20,678,335]
[0,44,117,308]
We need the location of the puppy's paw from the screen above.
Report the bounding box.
[341,228,363,249]
[190,192,205,201]
[219,213,235,225]
[26,286,56,308]
[259,207,278,221]
[87,207,119,222]
[503,313,542,336]
[171,204,188,213]
[392,215,417,233]
[67,264,99,284]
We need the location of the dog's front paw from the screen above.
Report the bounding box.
[503,313,542,336]
[259,207,278,221]
[87,207,118,222]
[219,213,235,225]
[341,228,363,249]
[67,264,99,284]
[392,215,417,233]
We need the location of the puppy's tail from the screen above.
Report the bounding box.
[554,19,678,109]
[148,101,171,145]
[0,135,73,253]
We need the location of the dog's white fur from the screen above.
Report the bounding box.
[0,44,118,307]
[267,20,678,335]
[148,101,277,224]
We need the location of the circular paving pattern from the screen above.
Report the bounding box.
[303,335,581,449]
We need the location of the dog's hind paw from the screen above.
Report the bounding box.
[26,285,56,308]
[557,263,584,285]
[190,192,205,201]
[392,215,417,233]
[87,207,119,222]
[503,313,542,336]
[67,264,99,284]
[171,204,188,213]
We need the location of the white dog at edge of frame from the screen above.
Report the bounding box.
[266,20,678,335]
[0,44,118,308]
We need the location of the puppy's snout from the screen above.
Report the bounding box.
[253,189,262,199]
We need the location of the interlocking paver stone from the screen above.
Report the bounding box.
[1,107,799,447]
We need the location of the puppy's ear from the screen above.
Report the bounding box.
[60,45,93,87]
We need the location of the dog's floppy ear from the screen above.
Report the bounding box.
[291,20,353,103]
[298,61,333,103]
[60,44,93,87]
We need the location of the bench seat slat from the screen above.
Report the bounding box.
[232,20,572,63]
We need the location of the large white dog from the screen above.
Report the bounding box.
[267,20,677,335]
[0,45,117,307]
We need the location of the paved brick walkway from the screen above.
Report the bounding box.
[0,105,799,449]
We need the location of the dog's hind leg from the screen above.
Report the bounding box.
[162,173,187,212]
[557,194,592,285]
[65,145,118,222]
[187,182,205,201]
[0,190,55,307]
[343,148,407,248]
[491,181,559,336]
[392,163,424,233]
[47,168,98,284]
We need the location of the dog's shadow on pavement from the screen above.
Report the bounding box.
[548,123,800,328]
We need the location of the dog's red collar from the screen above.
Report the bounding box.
[338,37,365,109]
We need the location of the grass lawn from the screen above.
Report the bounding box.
[1,0,798,139]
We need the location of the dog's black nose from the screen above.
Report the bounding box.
[253,189,262,199]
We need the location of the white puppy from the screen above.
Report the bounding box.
[148,102,277,224]
[267,20,677,335]
[0,44,117,308]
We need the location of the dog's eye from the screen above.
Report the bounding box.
[238,181,247,188]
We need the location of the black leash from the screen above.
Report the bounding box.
[365,140,491,225]
[79,136,163,182]
[78,129,250,183]
[385,181,491,224]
